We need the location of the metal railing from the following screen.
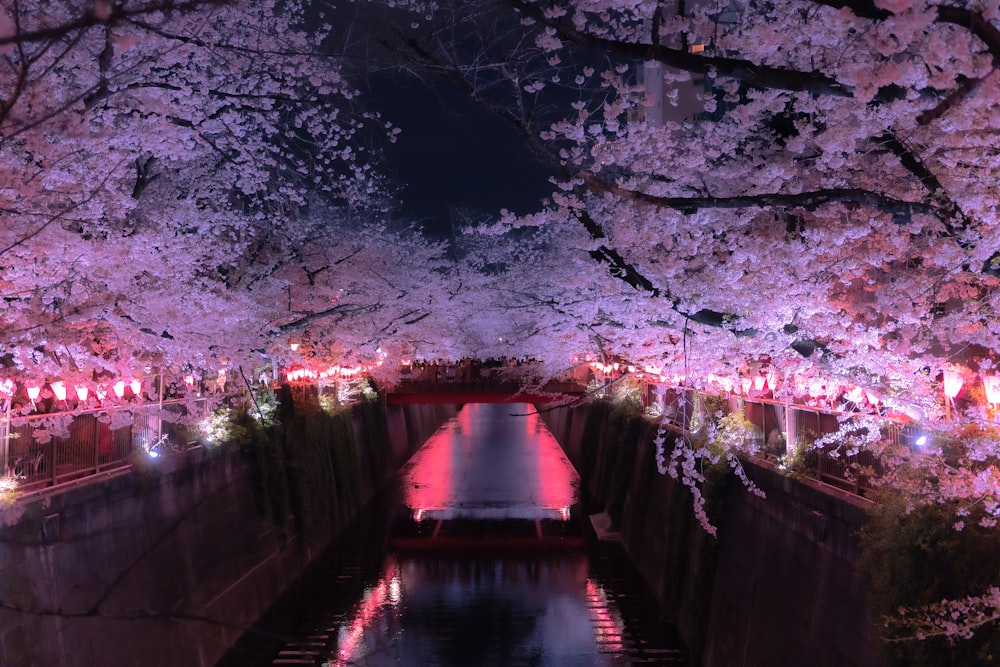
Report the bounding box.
[641,383,917,497]
[2,396,225,491]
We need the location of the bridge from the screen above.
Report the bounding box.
[386,380,588,404]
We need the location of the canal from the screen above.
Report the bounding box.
[220,403,687,666]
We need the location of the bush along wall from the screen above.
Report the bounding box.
[858,489,1000,667]
[238,384,388,543]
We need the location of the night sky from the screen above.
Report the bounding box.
[365,73,558,239]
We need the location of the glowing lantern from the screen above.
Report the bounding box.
[753,375,766,392]
[289,340,300,352]
[183,375,196,387]
[113,381,126,398]
[26,385,41,401]
[0,378,14,397]
[942,369,964,399]
[765,372,777,391]
[740,378,752,395]
[76,386,89,401]
[50,381,67,401]
[984,375,1000,405]
[130,379,142,396]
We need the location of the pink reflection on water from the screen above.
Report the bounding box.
[586,579,626,653]
[400,404,578,520]
[527,410,576,518]
[334,556,402,665]
[331,554,635,666]
[402,418,457,520]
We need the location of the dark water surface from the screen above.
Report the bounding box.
[221,404,686,666]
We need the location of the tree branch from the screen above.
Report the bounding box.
[875,131,972,235]
[0,0,228,48]
[277,303,382,330]
[582,170,935,217]
[509,0,855,97]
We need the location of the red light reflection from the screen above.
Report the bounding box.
[334,556,402,665]
[527,410,576,518]
[586,579,626,652]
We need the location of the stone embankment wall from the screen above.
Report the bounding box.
[542,402,883,667]
[0,400,455,667]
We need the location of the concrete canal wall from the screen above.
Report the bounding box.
[0,399,455,667]
[542,402,883,667]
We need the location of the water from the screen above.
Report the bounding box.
[398,403,577,522]
[235,403,687,666]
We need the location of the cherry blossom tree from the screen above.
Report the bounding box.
[383,0,1000,414]
[377,0,1000,645]
[0,0,418,390]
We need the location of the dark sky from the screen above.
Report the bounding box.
[365,73,558,239]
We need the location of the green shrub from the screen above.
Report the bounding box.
[858,490,1000,666]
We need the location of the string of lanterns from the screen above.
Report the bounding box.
[0,377,147,407]
[592,360,1000,417]
[1,364,994,417]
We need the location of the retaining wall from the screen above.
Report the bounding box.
[542,402,883,667]
[0,401,455,667]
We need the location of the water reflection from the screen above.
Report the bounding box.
[330,554,632,667]
[265,403,686,666]
[400,403,578,521]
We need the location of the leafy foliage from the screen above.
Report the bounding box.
[859,490,1000,665]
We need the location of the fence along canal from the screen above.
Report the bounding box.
[1,396,224,491]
